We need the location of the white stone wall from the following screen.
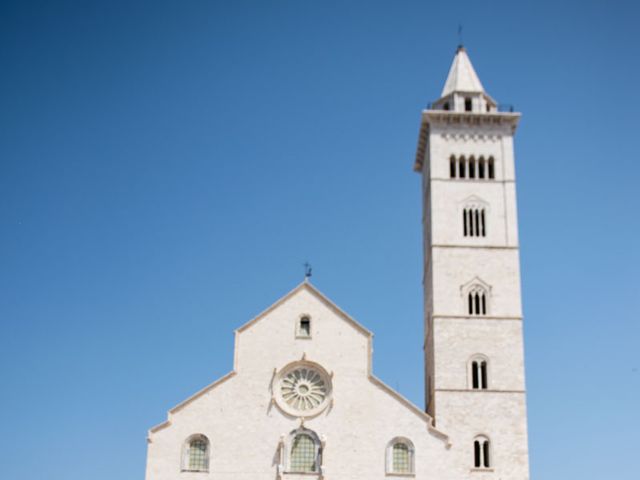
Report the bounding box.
[146,285,457,480]
[422,113,530,479]
[430,248,522,317]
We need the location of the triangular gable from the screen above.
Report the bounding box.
[235,280,372,338]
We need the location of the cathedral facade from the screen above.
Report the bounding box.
[145,47,530,480]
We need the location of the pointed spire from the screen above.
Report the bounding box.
[441,46,485,97]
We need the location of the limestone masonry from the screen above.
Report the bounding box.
[145,46,530,480]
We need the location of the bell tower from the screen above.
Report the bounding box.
[415,46,530,478]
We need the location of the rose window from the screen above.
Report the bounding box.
[274,362,332,417]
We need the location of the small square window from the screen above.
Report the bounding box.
[297,316,311,338]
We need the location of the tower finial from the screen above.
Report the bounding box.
[457,24,464,50]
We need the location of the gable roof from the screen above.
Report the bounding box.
[235,279,372,337]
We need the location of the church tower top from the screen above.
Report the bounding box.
[441,46,485,96]
[428,46,499,115]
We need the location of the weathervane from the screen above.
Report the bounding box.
[303,262,312,280]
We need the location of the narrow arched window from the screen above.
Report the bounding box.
[474,436,491,468]
[465,97,472,111]
[462,207,486,237]
[443,102,450,111]
[488,157,495,179]
[386,438,414,474]
[470,356,489,390]
[450,155,456,178]
[463,209,468,236]
[469,156,476,178]
[467,286,488,316]
[478,157,486,179]
[182,434,210,472]
[459,156,466,178]
[289,430,321,473]
[297,315,311,338]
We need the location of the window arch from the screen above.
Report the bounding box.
[473,435,491,468]
[468,156,476,179]
[287,428,322,473]
[465,97,472,112]
[462,205,486,238]
[469,355,489,390]
[466,285,488,316]
[448,155,496,181]
[488,156,495,179]
[296,314,311,338]
[478,156,486,179]
[386,437,415,475]
[458,156,466,178]
[182,434,210,472]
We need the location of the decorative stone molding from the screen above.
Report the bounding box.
[272,360,332,418]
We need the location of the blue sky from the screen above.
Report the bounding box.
[1,1,638,479]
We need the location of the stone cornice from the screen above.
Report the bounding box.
[436,389,526,394]
[433,314,522,321]
[431,244,519,250]
[430,178,515,184]
[413,110,520,172]
[424,110,521,128]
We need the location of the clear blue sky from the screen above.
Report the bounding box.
[1,1,638,479]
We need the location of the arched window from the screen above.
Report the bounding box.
[297,315,311,338]
[467,286,488,316]
[488,157,495,179]
[465,97,472,112]
[478,156,486,179]
[468,156,476,179]
[458,156,466,178]
[288,429,321,473]
[470,355,489,390]
[473,436,491,468]
[463,207,486,237]
[182,434,210,472]
[386,438,415,474]
[450,155,456,178]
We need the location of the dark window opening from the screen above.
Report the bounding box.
[478,158,485,179]
[468,290,487,315]
[474,441,481,468]
[459,157,466,178]
[469,157,476,178]
[450,156,456,178]
[483,441,490,468]
[472,361,479,389]
[443,102,450,111]
[488,157,495,179]
[480,361,488,389]
[463,210,468,236]
[299,316,311,337]
[465,98,473,112]
[473,438,490,468]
